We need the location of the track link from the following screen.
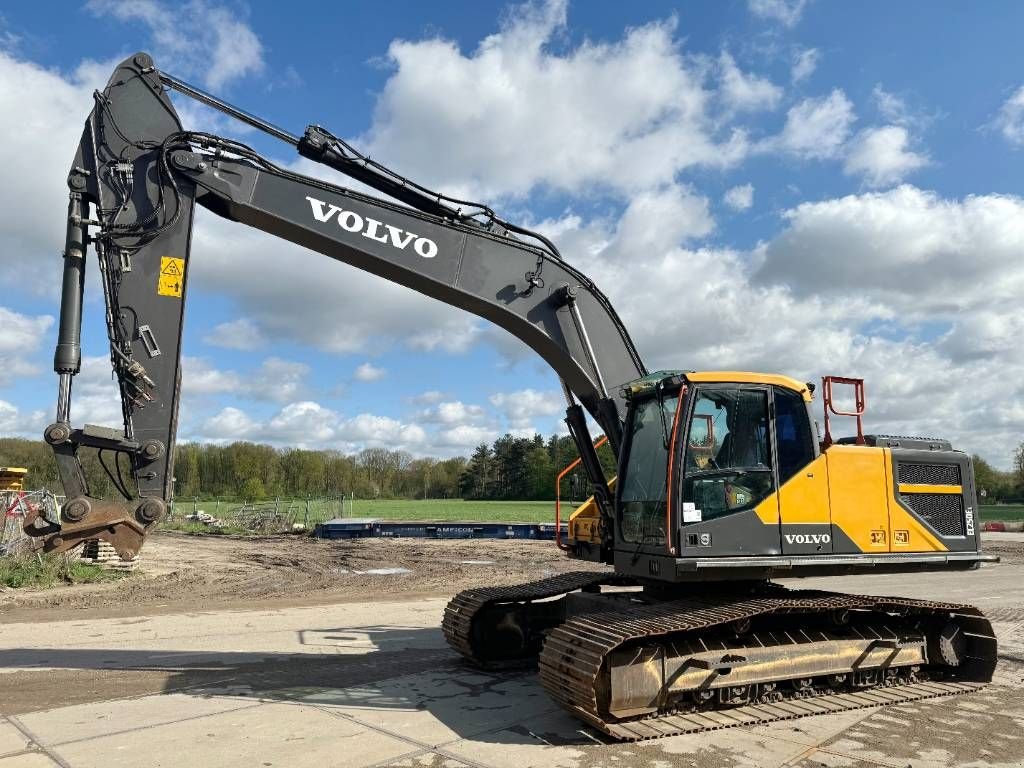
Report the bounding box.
[538,591,997,741]
[442,571,617,665]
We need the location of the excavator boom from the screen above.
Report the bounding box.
[31,53,643,558]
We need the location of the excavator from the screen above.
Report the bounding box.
[25,53,997,741]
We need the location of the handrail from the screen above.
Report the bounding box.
[555,435,608,551]
[822,375,866,448]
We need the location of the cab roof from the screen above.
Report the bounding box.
[622,370,813,402]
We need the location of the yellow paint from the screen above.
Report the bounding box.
[157,256,185,297]
[777,453,831,524]
[685,371,813,401]
[826,445,891,550]
[567,477,615,545]
[752,493,779,525]
[884,450,947,553]
[897,483,963,495]
[0,467,27,492]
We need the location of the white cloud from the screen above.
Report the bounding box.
[420,400,488,426]
[199,406,256,441]
[844,126,929,187]
[203,318,266,350]
[723,183,754,211]
[873,85,910,125]
[0,306,52,387]
[86,0,264,89]
[748,0,809,27]
[772,90,856,159]
[791,48,819,84]
[0,399,46,437]
[195,402,427,451]
[994,85,1024,147]
[353,362,387,382]
[718,52,782,113]
[611,185,714,250]
[182,356,309,403]
[542,184,1024,466]
[757,186,1024,309]
[0,53,97,295]
[437,424,498,449]
[63,356,124,428]
[410,390,446,405]
[339,413,426,449]
[359,0,748,198]
[489,389,563,430]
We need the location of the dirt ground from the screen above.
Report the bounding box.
[0,531,605,624]
[1,532,1021,745]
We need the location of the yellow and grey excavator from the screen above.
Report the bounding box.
[26,54,997,740]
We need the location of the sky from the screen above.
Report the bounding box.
[1,0,1023,466]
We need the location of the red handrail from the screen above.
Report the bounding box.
[822,375,866,448]
[555,435,608,551]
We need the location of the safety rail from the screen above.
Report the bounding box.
[555,435,608,551]
[822,375,866,448]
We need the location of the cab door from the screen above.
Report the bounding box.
[678,386,781,557]
[773,386,833,554]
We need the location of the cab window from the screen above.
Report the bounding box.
[619,392,678,545]
[773,386,815,485]
[682,388,773,522]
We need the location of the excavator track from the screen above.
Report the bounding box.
[538,590,997,741]
[443,577,996,741]
[443,571,622,665]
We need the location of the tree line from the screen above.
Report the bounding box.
[972,444,1024,503]
[1,434,1022,503]
[0,433,600,502]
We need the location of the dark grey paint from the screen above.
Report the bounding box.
[52,52,644,519]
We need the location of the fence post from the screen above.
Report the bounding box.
[216,498,220,516]
[305,494,310,527]
[193,496,198,514]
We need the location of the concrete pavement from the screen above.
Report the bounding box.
[1,542,1022,767]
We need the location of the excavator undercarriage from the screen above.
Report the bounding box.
[443,576,997,740]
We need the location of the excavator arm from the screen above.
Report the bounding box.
[26,53,645,558]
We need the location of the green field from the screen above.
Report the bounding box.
[980,504,1024,521]
[343,499,558,523]
[166,498,563,530]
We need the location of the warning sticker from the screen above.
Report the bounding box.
[158,257,185,297]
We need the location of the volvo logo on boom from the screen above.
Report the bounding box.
[784,533,831,545]
[306,196,439,259]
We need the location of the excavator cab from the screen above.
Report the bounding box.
[563,370,988,582]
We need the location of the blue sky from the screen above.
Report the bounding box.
[1,0,1023,465]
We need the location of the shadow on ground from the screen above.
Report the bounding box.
[0,625,605,747]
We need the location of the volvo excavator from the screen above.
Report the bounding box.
[25,54,997,741]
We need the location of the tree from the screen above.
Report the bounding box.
[460,444,494,499]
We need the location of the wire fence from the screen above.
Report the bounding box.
[165,495,349,533]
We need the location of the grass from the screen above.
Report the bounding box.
[342,499,558,523]
[0,553,128,589]
[159,521,263,536]
[980,504,1024,521]
[163,498,564,532]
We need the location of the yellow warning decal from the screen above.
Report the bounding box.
[158,257,185,298]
